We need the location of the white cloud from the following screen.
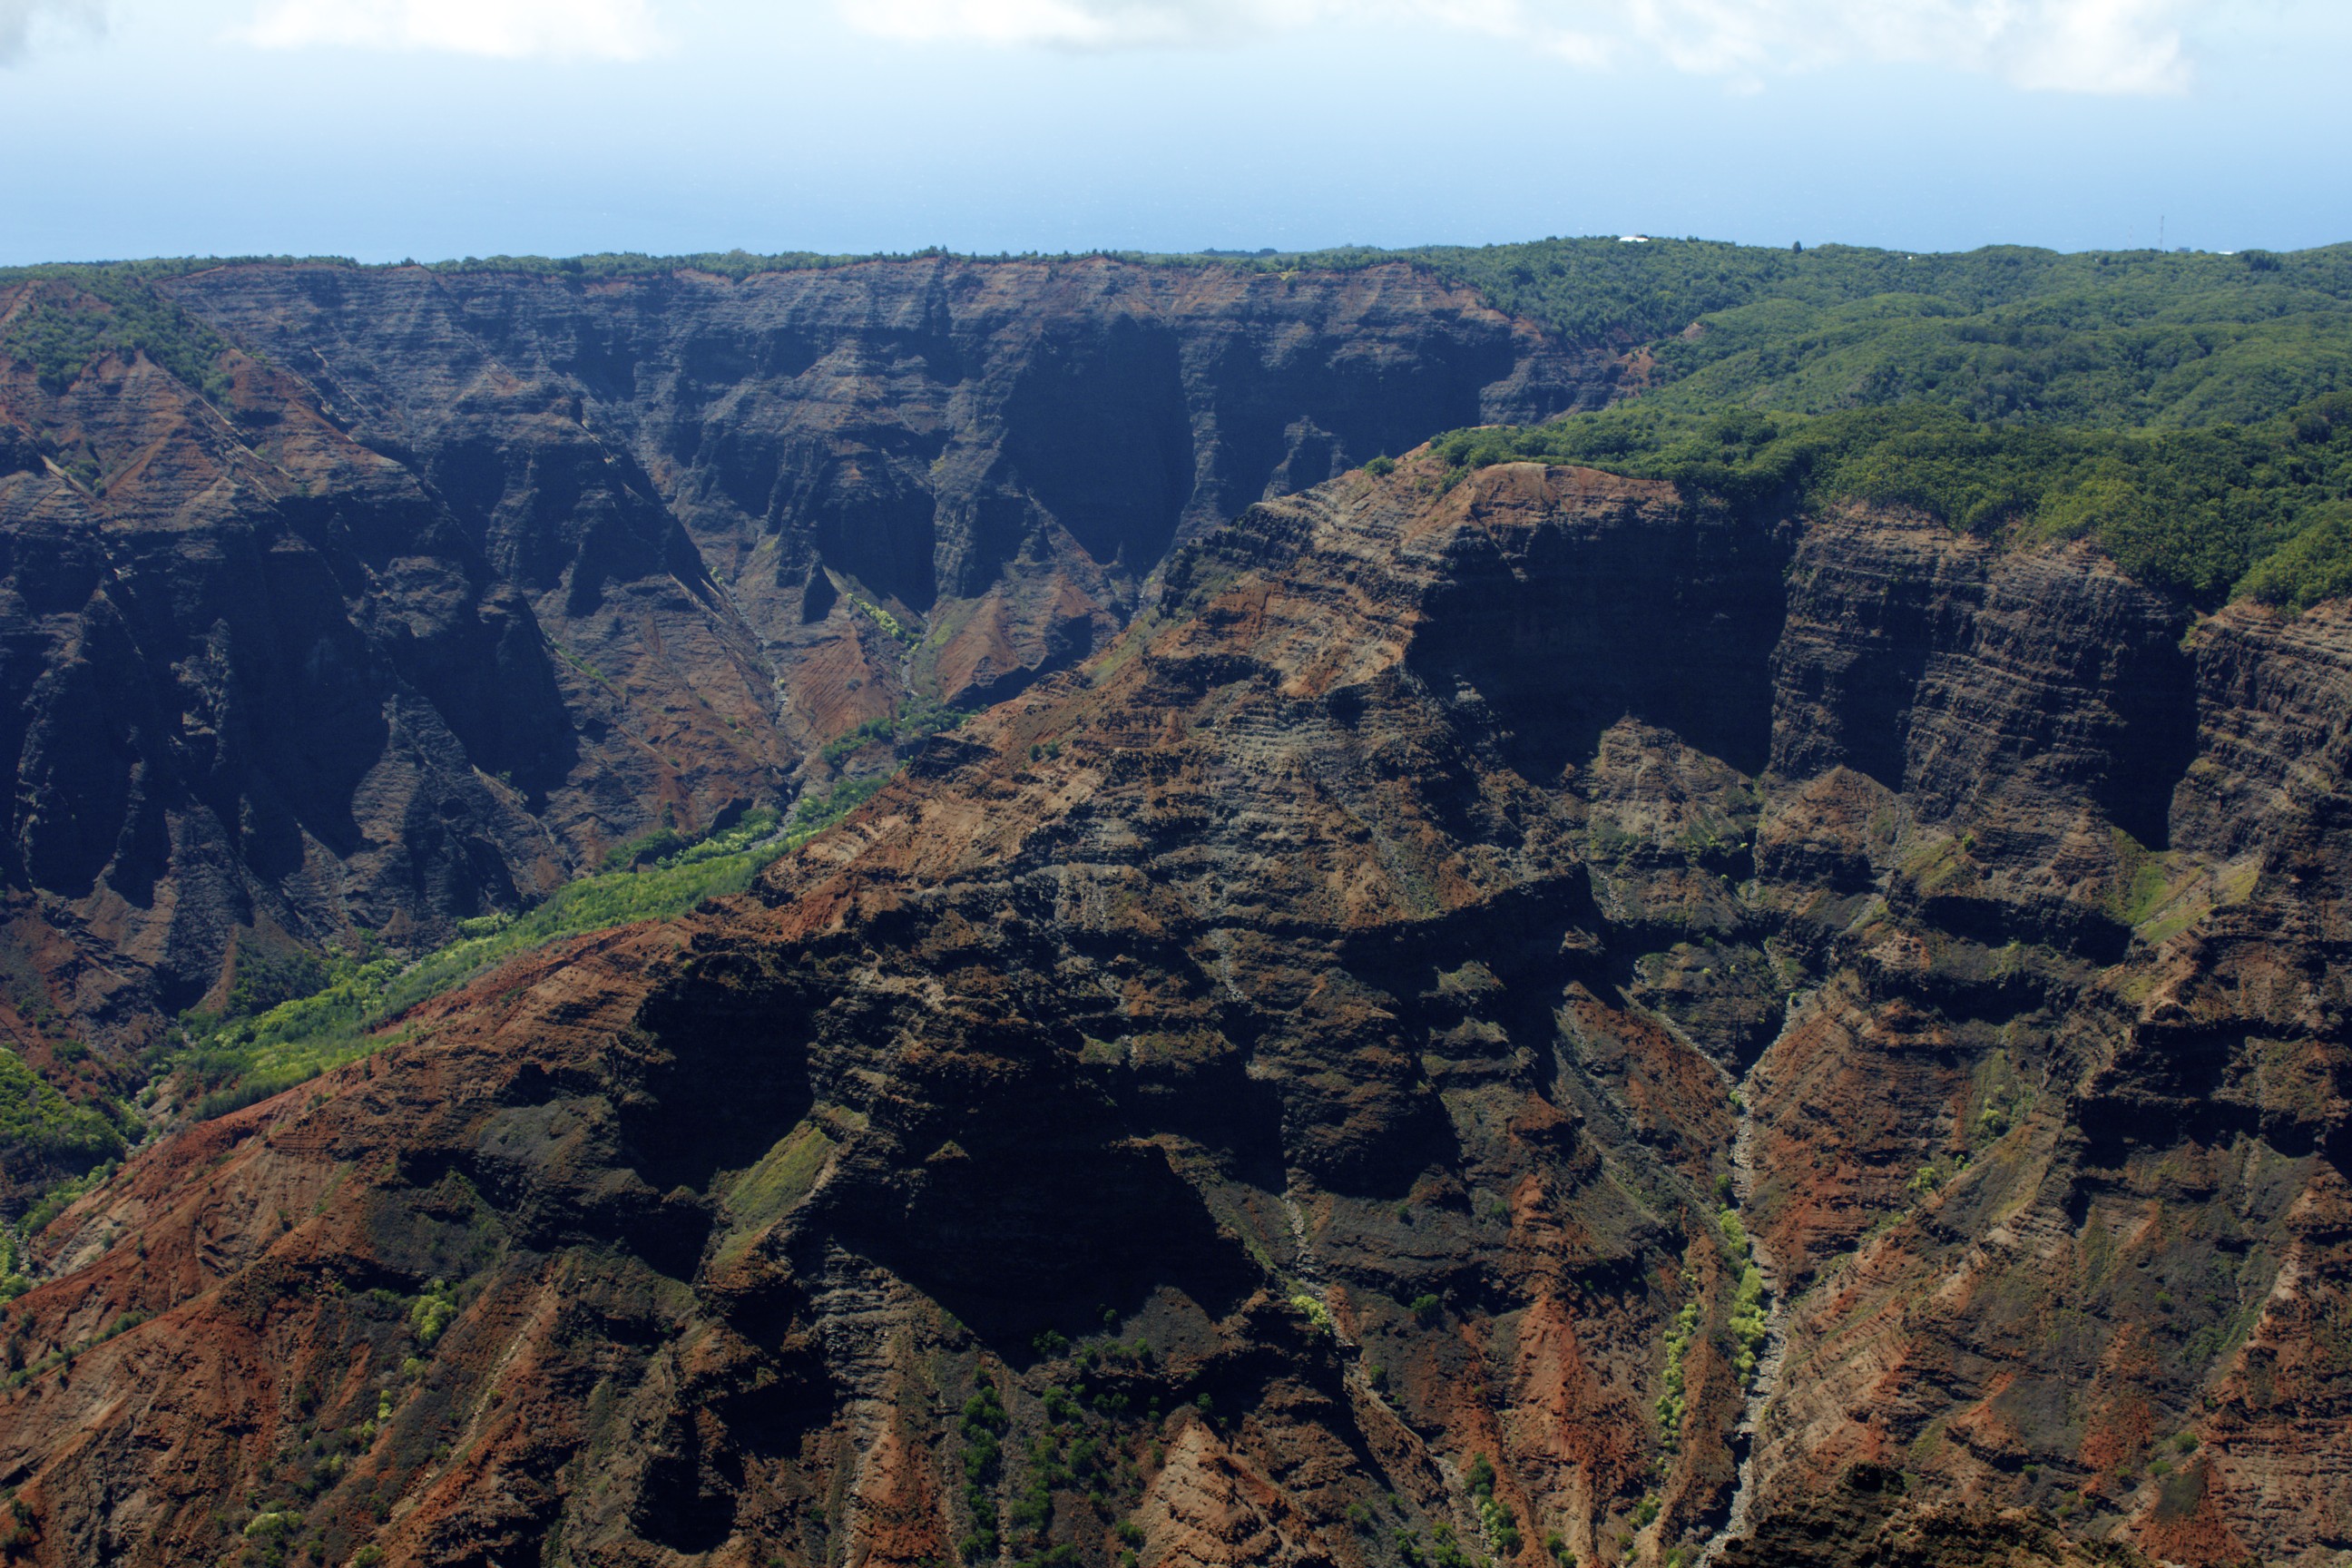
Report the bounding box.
[848,0,1605,53]
[1621,0,2190,93]
[0,0,103,65]
[243,0,664,59]
[843,0,2195,93]
[851,0,1254,47]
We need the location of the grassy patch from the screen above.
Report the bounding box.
[2104,829,2175,926]
[164,809,792,1120]
[717,1121,838,1262]
[158,779,918,1124]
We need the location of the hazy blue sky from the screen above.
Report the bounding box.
[0,0,2344,264]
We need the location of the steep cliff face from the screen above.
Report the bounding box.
[0,279,786,1085]
[171,258,1597,719]
[0,260,1595,1075]
[0,454,2341,1568]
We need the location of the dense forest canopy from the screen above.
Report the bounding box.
[1431,395,2352,609]
[1328,238,2352,608]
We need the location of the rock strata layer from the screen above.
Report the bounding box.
[0,454,2343,1568]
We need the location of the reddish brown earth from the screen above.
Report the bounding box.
[0,258,1599,1084]
[0,454,2343,1568]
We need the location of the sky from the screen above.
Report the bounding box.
[0,0,2344,264]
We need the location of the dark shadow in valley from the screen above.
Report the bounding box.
[1407,501,1793,787]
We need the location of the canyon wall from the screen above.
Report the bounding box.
[0,456,2342,1568]
[0,258,1598,1064]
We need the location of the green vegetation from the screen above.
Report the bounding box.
[1655,1297,1700,1441]
[0,1046,125,1171]
[850,595,912,642]
[409,1279,457,1347]
[959,1384,1009,1562]
[0,1226,29,1302]
[165,808,794,1121]
[1466,1453,1523,1556]
[1383,238,2352,428]
[16,1160,117,1240]
[28,235,2350,436]
[1908,1157,1961,1197]
[788,777,892,840]
[1721,1259,1759,1382]
[169,952,407,1122]
[222,940,358,1019]
[1238,238,2352,608]
[600,821,692,871]
[1723,1218,1769,1388]
[155,782,912,1130]
[1291,237,2352,612]
[1000,1381,1142,1568]
[1431,393,2352,608]
[1417,1519,1480,1568]
[2239,505,2352,609]
[819,698,970,766]
[0,268,237,400]
[822,716,901,765]
[243,1507,300,1542]
[1159,237,2352,431]
[1730,1265,1769,1384]
[718,1122,839,1261]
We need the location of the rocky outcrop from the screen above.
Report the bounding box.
[0,455,2343,1568]
[0,259,1598,1068]
[1714,1465,2151,1568]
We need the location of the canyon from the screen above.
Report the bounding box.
[0,255,1597,1110]
[0,437,2343,1568]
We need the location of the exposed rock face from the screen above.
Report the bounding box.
[169,258,1599,720]
[0,454,2344,1568]
[0,326,779,1057]
[0,259,1595,1064]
